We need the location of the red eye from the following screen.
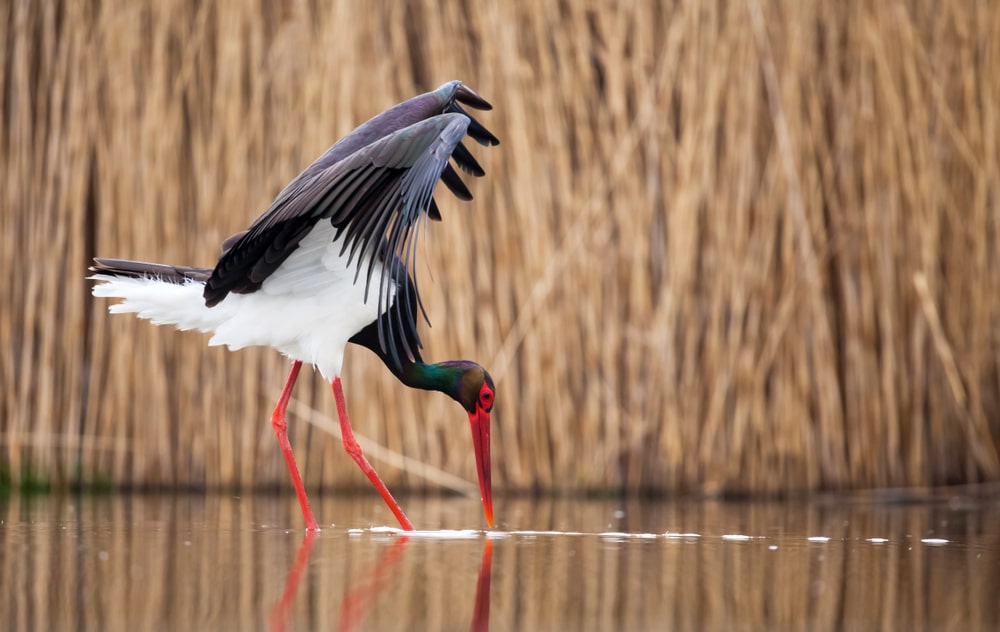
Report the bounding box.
[479,386,494,409]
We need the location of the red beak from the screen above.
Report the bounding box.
[468,406,493,527]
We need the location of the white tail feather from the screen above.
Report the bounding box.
[90,275,225,334]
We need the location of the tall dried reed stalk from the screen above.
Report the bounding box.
[1,0,998,493]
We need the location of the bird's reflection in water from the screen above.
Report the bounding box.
[470,539,494,632]
[336,536,410,632]
[268,532,494,632]
[268,530,319,632]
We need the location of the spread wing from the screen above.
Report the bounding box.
[205,114,482,369]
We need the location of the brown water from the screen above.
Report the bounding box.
[0,492,998,630]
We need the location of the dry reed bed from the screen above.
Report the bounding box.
[0,496,996,628]
[1,0,998,493]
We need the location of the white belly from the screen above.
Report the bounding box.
[209,223,390,379]
[93,222,393,381]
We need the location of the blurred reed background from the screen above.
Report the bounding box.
[1,0,998,495]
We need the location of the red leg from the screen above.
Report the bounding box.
[332,377,414,530]
[271,360,319,531]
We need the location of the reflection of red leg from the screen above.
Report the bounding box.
[470,539,493,632]
[269,530,319,632]
[331,377,415,530]
[271,361,319,531]
[338,537,410,632]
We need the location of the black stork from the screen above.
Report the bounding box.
[89,81,499,532]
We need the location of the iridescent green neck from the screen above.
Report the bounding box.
[400,360,469,397]
[348,320,484,411]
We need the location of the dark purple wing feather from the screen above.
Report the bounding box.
[204,81,496,307]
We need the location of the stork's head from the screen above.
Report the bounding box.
[441,361,495,527]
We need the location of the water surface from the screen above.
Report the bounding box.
[1,492,998,630]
